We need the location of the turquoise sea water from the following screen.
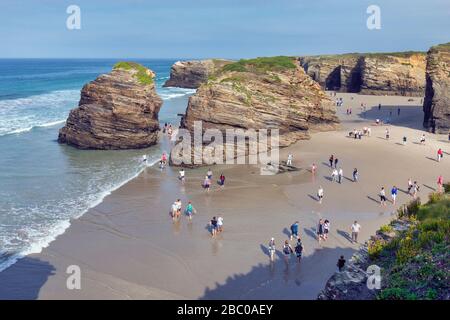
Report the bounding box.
[0,59,195,271]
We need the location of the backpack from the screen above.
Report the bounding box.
[295,244,303,254]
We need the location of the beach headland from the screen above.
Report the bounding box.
[1,92,448,300]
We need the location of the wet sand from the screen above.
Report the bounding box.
[1,93,448,299]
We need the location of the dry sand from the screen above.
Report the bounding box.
[0,93,448,299]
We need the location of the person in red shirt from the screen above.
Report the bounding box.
[437,175,444,193]
[437,148,443,162]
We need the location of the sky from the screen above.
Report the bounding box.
[0,0,449,59]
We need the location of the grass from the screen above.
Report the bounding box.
[113,61,154,85]
[221,56,297,74]
[369,190,450,300]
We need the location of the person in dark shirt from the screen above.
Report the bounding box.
[337,255,346,272]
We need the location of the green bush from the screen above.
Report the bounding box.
[379,224,394,233]
[221,56,297,74]
[368,239,386,260]
[428,192,444,204]
[113,61,154,85]
[377,288,417,300]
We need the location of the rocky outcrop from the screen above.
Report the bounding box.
[58,62,163,149]
[423,43,450,133]
[360,53,426,96]
[171,57,339,166]
[163,59,232,89]
[299,52,426,96]
[299,54,362,92]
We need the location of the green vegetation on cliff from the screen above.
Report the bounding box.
[113,61,154,85]
[368,186,450,300]
[221,56,297,74]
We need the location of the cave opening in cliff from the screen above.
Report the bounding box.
[325,66,341,91]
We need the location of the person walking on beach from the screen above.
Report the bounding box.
[385,128,390,140]
[337,255,346,272]
[317,186,324,204]
[329,155,334,168]
[323,219,330,241]
[378,103,381,111]
[203,175,211,192]
[171,201,178,220]
[353,168,359,182]
[338,168,343,184]
[185,201,195,220]
[391,186,398,205]
[379,187,387,206]
[437,175,444,193]
[287,153,293,166]
[283,240,294,262]
[142,154,147,163]
[334,157,339,169]
[367,127,371,137]
[437,148,443,162]
[317,219,325,243]
[311,163,317,175]
[210,217,218,237]
[294,238,304,263]
[397,107,401,116]
[178,169,185,183]
[403,136,407,146]
[412,181,420,199]
[331,168,338,182]
[407,178,413,194]
[420,134,426,144]
[207,168,213,180]
[351,221,361,243]
[218,173,225,187]
[268,238,276,262]
[161,152,167,165]
[290,221,299,241]
[217,216,224,233]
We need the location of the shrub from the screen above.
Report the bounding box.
[377,288,417,300]
[443,182,450,193]
[428,192,443,204]
[368,239,386,260]
[113,61,153,85]
[379,224,394,233]
[221,56,297,74]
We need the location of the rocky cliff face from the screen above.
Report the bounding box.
[163,59,232,89]
[423,43,450,133]
[58,62,163,149]
[299,52,426,96]
[360,53,426,96]
[180,57,339,149]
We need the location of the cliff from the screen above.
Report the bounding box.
[163,59,232,89]
[319,189,450,300]
[58,62,163,149]
[171,56,338,165]
[299,52,426,96]
[423,43,450,133]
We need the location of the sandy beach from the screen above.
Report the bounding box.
[1,93,448,300]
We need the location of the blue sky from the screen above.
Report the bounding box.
[1,0,449,58]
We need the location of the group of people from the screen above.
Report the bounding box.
[210,216,224,237]
[268,221,305,263]
[162,123,173,136]
[202,169,226,191]
[317,219,331,243]
[349,127,371,139]
[170,199,196,221]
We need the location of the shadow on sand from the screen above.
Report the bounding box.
[0,257,55,300]
[200,246,356,299]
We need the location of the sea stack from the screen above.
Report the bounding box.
[163,59,232,89]
[58,62,163,149]
[423,43,450,133]
[171,56,339,165]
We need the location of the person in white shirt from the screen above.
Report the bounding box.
[287,154,293,166]
[217,216,224,233]
[351,221,361,243]
[178,169,185,182]
[379,187,387,206]
[338,168,343,184]
[317,186,324,204]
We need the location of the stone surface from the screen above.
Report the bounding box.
[58,62,163,149]
[299,52,426,96]
[171,57,339,166]
[423,43,450,133]
[182,57,339,145]
[163,59,232,89]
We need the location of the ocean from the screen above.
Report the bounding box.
[0,59,195,272]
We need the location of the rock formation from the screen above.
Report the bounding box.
[58,62,163,149]
[171,57,339,166]
[163,59,232,89]
[423,43,450,133]
[299,52,426,96]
